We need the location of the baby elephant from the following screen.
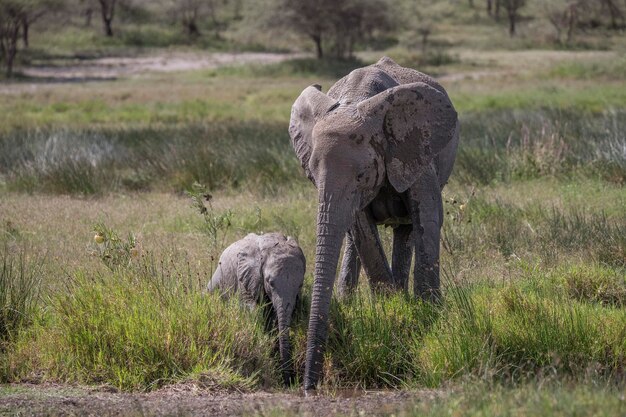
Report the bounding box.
[207,233,305,385]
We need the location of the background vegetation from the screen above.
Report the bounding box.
[0,0,625,415]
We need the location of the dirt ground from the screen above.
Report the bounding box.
[0,384,440,416]
[21,52,304,80]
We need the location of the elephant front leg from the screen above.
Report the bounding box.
[391,224,412,292]
[337,231,361,298]
[351,210,394,292]
[409,166,443,302]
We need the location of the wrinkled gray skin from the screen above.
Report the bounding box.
[289,56,459,391]
[207,233,305,386]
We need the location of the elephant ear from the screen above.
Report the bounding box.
[236,245,264,306]
[357,82,458,193]
[289,85,340,183]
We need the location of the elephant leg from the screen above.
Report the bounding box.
[409,165,443,302]
[391,224,412,292]
[337,230,361,297]
[351,209,393,292]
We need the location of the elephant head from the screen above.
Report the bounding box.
[289,80,458,391]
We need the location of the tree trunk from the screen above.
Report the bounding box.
[508,9,517,36]
[208,3,221,39]
[85,7,93,27]
[5,25,19,78]
[495,0,501,20]
[186,20,199,37]
[232,0,242,20]
[21,17,29,48]
[487,0,493,16]
[566,6,577,43]
[312,34,323,59]
[603,0,623,29]
[347,35,354,59]
[304,201,346,391]
[99,0,115,37]
[104,18,113,36]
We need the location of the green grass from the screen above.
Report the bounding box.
[6,261,277,391]
[1,108,624,195]
[0,245,42,349]
[4,255,625,391]
[452,83,626,114]
[0,122,303,195]
[402,382,626,417]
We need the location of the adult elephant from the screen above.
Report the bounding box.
[288,56,459,392]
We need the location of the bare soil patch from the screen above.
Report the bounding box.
[21,52,303,80]
[0,384,440,416]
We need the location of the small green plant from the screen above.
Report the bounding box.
[92,222,139,271]
[186,182,233,248]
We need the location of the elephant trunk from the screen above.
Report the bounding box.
[274,298,295,386]
[304,200,349,391]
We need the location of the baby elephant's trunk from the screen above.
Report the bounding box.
[275,298,295,386]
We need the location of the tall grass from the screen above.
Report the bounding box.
[457,108,626,185]
[1,109,623,195]
[419,282,626,386]
[0,245,42,349]
[7,258,278,391]
[6,255,625,390]
[0,122,302,195]
[442,196,626,269]
[324,292,439,389]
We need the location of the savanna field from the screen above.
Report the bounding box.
[1,1,625,415]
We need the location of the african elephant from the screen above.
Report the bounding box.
[207,232,306,386]
[288,56,459,391]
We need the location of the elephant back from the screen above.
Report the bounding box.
[327,66,397,105]
[374,56,448,97]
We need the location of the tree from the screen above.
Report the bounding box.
[97,0,115,36]
[270,0,332,59]
[329,0,393,59]
[570,0,625,30]
[546,0,580,44]
[0,0,62,76]
[19,0,57,47]
[599,0,625,29]
[259,0,392,60]
[0,1,22,77]
[501,0,525,35]
[79,0,93,26]
[400,0,452,54]
[169,0,225,39]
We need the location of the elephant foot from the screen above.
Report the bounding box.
[282,370,296,387]
[414,265,442,303]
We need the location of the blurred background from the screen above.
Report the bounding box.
[0,0,624,79]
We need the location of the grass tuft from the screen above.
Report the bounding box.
[0,245,42,350]
[7,259,278,391]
